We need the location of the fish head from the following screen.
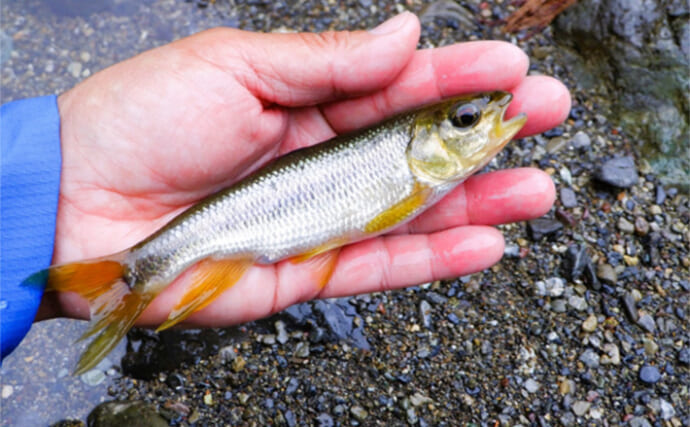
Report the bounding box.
[407,91,527,183]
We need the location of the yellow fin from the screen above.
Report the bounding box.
[156,258,252,332]
[24,255,155,375]
[289,238,348,264]
[301,248,341,290]
[364,182,431,233]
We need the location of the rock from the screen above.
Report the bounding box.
[409,392,432,406]
[582,314,598,332]
[0,30,12,65]
[315,413,334,427]
[552,299,567,313]
[419,300,433,329]
[294,342,310,358]
[67,61,83,78]
[637,314,656,333]
[655,185,666,204]
[1,385,13,399]
[600,343,621,365]
[634,217,650,235]
[87,401,168,427]
[527,218,563,240]
[350,406,368,421]
[275,320,289,344]
[595,156,639,189]
[622,292,639,322]
[555,0,689,188]
[560,187,578,208]
[579,349,600,368]
[642,338,658,355]
[571,131,591,148]
[628,417,652,427]
[572,400,591,416]
[596,263,617,285]
[569,295,588,311]
[535,277,565,297]
[523,379,540,393]
[231,356,246,373]
[617,217,635,233]
[678,348,690,365]
[658,399,676,420]
[639,365,661,384]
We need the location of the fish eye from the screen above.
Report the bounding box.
[450,103,481,128]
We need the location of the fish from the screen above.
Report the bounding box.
[24,91,526,374]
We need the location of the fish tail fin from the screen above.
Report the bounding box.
[29,254,154,375]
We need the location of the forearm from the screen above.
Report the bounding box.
[1,95,62,359]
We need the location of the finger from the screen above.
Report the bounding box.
[399,167,555,234]
[207,13,421,107]
[321,40,529,133]
[508,75,571,138]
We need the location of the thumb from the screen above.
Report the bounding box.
[206,12,421,106]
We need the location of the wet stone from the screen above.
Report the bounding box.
[316,413,334,427]
[600,343,621,365]
[420,300,433,329]
[634,217,650,235]
[87,401,168,427]
[595,156,639,188]
[275,320,289,344]
[678,348,690,365]
[535,277,565,297]
[350,406,368,421]
[582,314,598,332]
[572,400,591,416]
[569,295,588,311]
[560,187,578,208]
[628,417,652,427]
[528,218,563,240]
[523,379,540,393]
[639,365,661,384]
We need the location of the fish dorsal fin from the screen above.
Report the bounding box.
[156,258,252,332]
[364,181,432,234]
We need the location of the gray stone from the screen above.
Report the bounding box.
[524,379,540,393]
[87,401,168,427]
[622,292,639,322]
[350,406,368,421]
[639,365,661,384]
[535,277,565,297]
[528,218,563,240]
[579,349,600,368]
[420,300,432,329]
[571,131,591,148]
[560,187,578,208]
[637,314,656,333]
[617,216,635,233]
[569,295,588,311]
[596,156,639,189]
[596,263,617,285]
[275,320,289,344]
[628,417,652,427]
[571,400,591,416]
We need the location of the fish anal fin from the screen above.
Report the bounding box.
[301,248,341,290]
[364,182,431,234]
[156,258,252,332]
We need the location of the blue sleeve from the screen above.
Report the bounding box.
[1,95,62,360]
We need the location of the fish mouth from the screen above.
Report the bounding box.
[491,92,527,147]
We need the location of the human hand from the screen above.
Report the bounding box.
[42,12,570,327]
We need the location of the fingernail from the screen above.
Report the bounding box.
[369,12,411,36]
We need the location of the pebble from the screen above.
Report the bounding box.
[628,417,652,427]
[568,295,588,311]
[275,320,289,344]
[579,349,600,368]
[1,385,13,399]
[655,185,666,204]
[528,218,563,240]
[552,299,567,313]
[642,337,658,355]
[523,379,540,393]
[600,343,621,365]
[419,300,432,329]
[81,369,106,386]
[595,156,639,188]
[560,187,578,208]
[572,400,591,416]
[316,413,334,427]
[657,399,676,420]
[639,365,661,384]
[617,217,635,233]
[622,292,639,322]
[231,356,246,373]
[67,61,82,78]
[294,342,310,358]
[535,277,565,297]
[637,314,656,333]
[634,217,650,235]
[596,263,617,285]
[678,348,690,365]
[582,314,598,332]
[571,131,591,148]
[409,392,432,406]
[350,406,368,421]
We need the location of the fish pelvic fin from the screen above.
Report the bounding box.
[156,258,252,332]
[27,254,156,375]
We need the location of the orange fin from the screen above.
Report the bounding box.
[289,238,348,264]
[364,182,431,233]
[301,248,341,290]
[156,258,252,332]
[24,254,155,375]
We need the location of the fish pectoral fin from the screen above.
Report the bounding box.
[156,258,252,332]
[364,182,432,234]
[289,238,348,264]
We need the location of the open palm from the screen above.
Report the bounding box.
[42,13,570,327]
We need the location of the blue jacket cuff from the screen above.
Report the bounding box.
[1,95,62,359]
